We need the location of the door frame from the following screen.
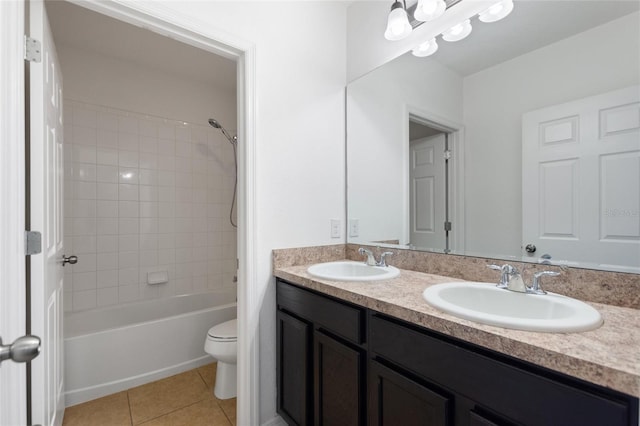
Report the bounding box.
[61,1,259,423]
[0,1,27,425]
[403,104,465,253]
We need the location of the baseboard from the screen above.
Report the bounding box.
[262,414,287,426]
[64,356,213,407]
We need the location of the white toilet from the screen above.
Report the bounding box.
[204,318,237,399]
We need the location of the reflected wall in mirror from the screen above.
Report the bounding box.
[347,1,640,273]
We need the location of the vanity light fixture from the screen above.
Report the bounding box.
[478,0,514,23]
[412,37,439,57]
[441,19,472,42]
[384,0,413,41]
[414,0,446,22]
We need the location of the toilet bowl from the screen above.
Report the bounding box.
[204,318,237,399]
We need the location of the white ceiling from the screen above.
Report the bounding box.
[422,0,640,76]
[46,1,237,93]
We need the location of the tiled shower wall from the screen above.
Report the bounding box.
[63,100,237,312]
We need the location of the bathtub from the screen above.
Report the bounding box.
[64,291,236,406]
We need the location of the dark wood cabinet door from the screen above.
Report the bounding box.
[314,331,366,426]
[369,360,451,426]
[277,310,313,426]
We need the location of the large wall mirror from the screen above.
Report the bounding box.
[347,1,640,273]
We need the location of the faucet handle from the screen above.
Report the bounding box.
[378,252,393,267]
[529,271,560,295]
[487,264,517,288]
[358,247,377,266]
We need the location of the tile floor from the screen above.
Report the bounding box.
[62,363,236,426]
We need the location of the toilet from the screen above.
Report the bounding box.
[204,318,237,399]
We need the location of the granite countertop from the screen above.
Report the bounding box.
[274,264,640,398]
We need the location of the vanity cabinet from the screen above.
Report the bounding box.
[277,280,367,426]
[276,279,638,426]
[369,313,637,426]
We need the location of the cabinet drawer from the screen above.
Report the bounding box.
[277,279,365,344]
[370,313,634,426]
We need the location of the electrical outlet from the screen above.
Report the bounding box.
[349,219,359,237]
[330,219,341,238]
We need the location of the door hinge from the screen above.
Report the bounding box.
[24,36,42,63]
[444,150,452,160]
[25,231,42,256]
[444,221,452,232]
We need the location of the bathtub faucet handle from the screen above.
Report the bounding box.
[62,254,78,266]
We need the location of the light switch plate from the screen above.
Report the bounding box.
[330,219,341,238]
[349,219,359,237]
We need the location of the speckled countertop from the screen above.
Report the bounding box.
[274,264,640,398]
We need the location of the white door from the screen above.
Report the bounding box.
[522,86,640,272]
[29,0,66,425]
[410,134,446,250]
[0,2,28,425]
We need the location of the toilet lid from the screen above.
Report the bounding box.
[208,319,237,340]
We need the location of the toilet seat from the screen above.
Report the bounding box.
[207,319,237,341]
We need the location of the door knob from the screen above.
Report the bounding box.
[0,335,41,365]
[525,244,536,253]
[62,254,78,266]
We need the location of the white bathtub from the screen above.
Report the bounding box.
[64,291,236,406]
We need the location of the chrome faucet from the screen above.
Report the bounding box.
[358,248,394,267]
[488,264,560,294]
[487,264,526,293]
[529,270,560,295]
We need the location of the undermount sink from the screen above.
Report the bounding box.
[307,261,400,282]
[422,282,603,333]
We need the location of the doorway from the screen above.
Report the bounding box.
[3,1,258,424]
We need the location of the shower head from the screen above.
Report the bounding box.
[208,118,237,145]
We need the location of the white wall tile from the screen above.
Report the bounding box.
[97,112,118,131]
[73,290,97,311]
[65,103,236,312]
[73,253,96,273]
[118,116,139,134]
[97,165,119,183]
[96,183,118,200]
[97,287,118,306]
[97,269,118,288]
[97,252,118,271]
[96,200,118,218]
[119,150,139,167]
[118,268,139,286]
[119,184,138,201]
[118,285,139,303]
[97,235,118,252]
[73,126,97,146]
[96,218,118,235]
[119,251,139,269]
[73,272,97,291]
[97,148,119,166]
[74,181,96,200]
[97,129,119,148]
[119,218,139,234]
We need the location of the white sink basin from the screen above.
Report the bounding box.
[307,261,400,282]
[422,282,603,333]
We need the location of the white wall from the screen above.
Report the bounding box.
[462,12,640,256]
[347,53,462,244]
[152,2,347,423]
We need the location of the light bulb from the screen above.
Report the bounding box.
[479,0,514,23]
[414,0,446,22]
[442,19,472,42]
[384,1,412,41]
[412,38,439,57]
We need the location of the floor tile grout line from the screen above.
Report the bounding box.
[133,396,212,425]
[126,391,134,426]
